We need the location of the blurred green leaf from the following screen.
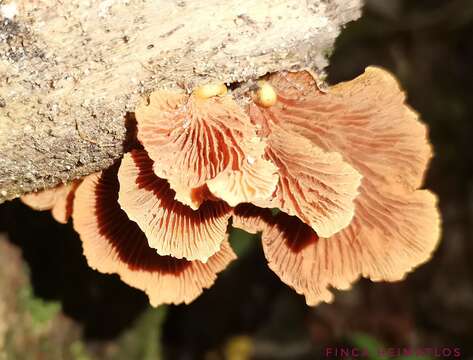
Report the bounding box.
[18,285,60,331]
[229,228,258,257]
[349,333,387,360]
[110,306,168,360]
[70,341,92,360]
[349,333,433,360]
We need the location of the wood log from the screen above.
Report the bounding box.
[0,0,362,203]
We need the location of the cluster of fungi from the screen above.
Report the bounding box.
[21,67,441,306]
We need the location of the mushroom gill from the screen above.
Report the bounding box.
[72,162,236,306]
[21,181,80,224]
[134,87,278,210]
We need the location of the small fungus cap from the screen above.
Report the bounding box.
[21,181,80,224]
[247,120,362,238]
[118,149,233,262]
[135,89,278,210]
[72,164,236,306]
[255,67,433,191]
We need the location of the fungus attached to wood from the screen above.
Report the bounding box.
[231,67,441,305]
[21,181,80,224]
[135,89,278,210]
[72,163,236,306]
[14,66,441,308]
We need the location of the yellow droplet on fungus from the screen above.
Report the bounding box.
[256,81,277,107]
[193,83,227,99]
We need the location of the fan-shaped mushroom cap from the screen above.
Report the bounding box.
[264,188,439,305]
[251,67,432,191]
[135,90,278,209]
[234,186,440,306]
[247,123,362,238]
[118,149,232,262]
[233,67,441,305]
[232,204,272,235]
[21,181,80,224]
[72,164,236,306]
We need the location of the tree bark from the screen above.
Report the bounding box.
[0,0,362,203]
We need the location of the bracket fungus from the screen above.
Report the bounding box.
[21,181,80,224]
[72,163,236,306]
[233,67,441,305]
[117,149,232,262]
[134,84,279,210]
[16,66,441,307]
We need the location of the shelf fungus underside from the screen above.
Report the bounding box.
[20,67,441,307]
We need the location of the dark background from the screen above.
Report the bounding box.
[0,0,472,359]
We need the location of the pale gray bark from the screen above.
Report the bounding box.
[0,0,362,203]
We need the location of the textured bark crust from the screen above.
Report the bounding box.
[0,0,362,203]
